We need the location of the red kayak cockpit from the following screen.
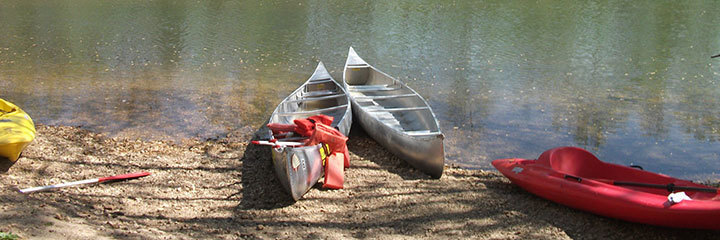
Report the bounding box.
[534,147,718,200]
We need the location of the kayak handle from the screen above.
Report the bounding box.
[629,164,644,170]
[564,174,582,183]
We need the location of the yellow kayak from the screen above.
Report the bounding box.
[0,98,36,161]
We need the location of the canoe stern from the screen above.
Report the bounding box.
[271,144,325,201]
[353,102,445,178]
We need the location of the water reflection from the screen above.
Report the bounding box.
[1,0,720,180]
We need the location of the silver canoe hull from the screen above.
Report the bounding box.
[268,62,352,200]
[270,143,326,201]
[343,47,444,178]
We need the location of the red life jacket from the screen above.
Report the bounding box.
[265,115,349,189]
[307,122,349,189]
[268,115,335,137]
[306,122,349,167]
[293,115,334,137]
[266,123,296,136]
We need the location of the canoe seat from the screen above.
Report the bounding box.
[370,112,403,131]
[285,93,346,103]
[353,93,416,101]
[536,147,606,179]
[535,147,677,186]
[276,104,348,116]
[303,90,338,97]
[307,78,334,84]
[346,64,369,69]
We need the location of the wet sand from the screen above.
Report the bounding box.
[0,124,718,239]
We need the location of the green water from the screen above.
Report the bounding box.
[2,0,720,180]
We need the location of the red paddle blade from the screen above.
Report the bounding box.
[98,172,151,182]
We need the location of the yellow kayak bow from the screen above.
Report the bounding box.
[0,98,36,161]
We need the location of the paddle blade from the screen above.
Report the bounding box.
[98,172,151,182]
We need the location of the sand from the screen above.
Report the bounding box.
[0,124,718,239]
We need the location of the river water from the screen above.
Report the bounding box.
[2,0,719,180]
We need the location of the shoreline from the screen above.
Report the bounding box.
[1,124,718,239]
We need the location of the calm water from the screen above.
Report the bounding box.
[2,0,720,180]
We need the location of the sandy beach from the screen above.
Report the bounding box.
[1,124,718,239]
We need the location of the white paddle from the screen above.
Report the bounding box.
[251,140,305,147]
[19,172,151,193]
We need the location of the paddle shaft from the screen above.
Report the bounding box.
[19,172,150,193]
[712,54,720,59]
[612,181,719,193]
[251,140,304,147]
[564,175,719,193]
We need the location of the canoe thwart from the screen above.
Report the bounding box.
[365,106,430,112]
[347,84,401,92]
[347,84,388,89]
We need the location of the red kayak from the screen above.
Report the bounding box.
[492,146,720,230]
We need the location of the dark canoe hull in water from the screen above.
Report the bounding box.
[267,62,352,201]
[493,146,720,230]
[343,47,444,178]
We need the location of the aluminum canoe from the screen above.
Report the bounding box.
[267,62,352,201]
[343,47,444,178]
